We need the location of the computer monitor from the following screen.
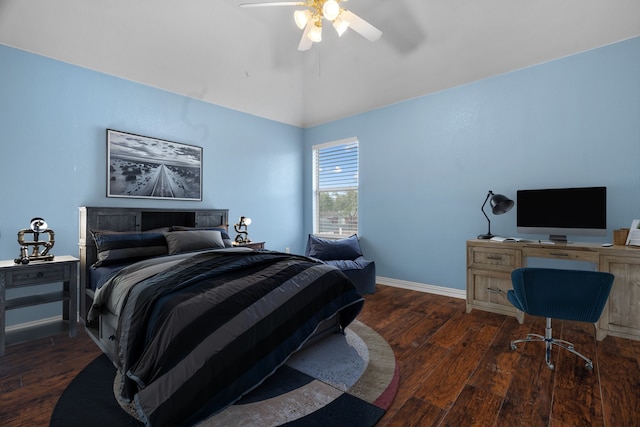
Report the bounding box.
[516,186,607,242]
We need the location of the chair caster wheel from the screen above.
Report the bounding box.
[510,343,517,350]
[586,363,593,370]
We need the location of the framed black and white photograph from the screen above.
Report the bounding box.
[107,129,202,201]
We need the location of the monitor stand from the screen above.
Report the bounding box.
[549,234,570,244]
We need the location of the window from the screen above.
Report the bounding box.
[312,138,359,237]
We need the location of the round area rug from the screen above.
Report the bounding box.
[51,320,398,427]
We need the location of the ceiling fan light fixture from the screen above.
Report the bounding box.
[294,9,311,29]
[322,0,340,21]
[241,1,381,50]
[332,15,349,36]
[340,9,382,41]
[307,21,322,42]
[298,20,314,50]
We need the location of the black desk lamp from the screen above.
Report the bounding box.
[478,191,514,239]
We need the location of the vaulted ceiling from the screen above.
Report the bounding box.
[1,0,638,127]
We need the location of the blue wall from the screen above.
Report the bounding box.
[0,45,304,326]
[303,36,640,290]
[1,37,639,326]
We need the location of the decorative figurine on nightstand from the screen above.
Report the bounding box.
[14,217,55,264]
[234,216,252,244]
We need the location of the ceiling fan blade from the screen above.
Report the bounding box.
[240,2,303,7]
[341,9,382,41]
[298,21,314,51]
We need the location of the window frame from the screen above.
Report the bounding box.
[312,137,359,238]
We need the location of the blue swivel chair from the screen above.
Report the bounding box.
[507,267,614,370]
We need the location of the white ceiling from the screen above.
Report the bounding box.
[1,0,638,128]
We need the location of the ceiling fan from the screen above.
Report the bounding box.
[240,0,382,51]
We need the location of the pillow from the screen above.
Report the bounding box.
[171,226,233,248]
[305,234,363,261]
[144,226,172,233]
[91,231,168,266]
[164,230,225,254]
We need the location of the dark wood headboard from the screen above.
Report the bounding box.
[78,206,229,321]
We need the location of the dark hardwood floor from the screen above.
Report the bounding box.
[1,285,639,426]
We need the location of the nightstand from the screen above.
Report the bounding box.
[0,255,78,356]
[233,241,265,250]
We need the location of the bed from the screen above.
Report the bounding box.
[78,207,364,427]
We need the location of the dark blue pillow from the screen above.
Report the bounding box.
[306,234,363,261]
[91,231,168,266]
[164,230,225,254]
[171,226,233,247]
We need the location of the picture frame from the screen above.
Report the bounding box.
[106,129,202,201]
[625,219,640,246]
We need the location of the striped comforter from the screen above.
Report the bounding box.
[90,250,364,427]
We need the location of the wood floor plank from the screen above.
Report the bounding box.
[381,309,433,351]
[597,332,640,359]
[496,354,553,427]
[387,302,461,355]
[0,329,101,427]
[389,342,450,418]
[427,310,485,349]
[597,348,640,427]
[439,384,503,427]
[380,397,445,427]
[493,337,556,427]
[356,289,414,331]
[416,321,500,409]
[467,316,529,398]
[550,322,604,427]
[404,292,465,317]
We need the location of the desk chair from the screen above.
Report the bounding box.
[507,267,614,370]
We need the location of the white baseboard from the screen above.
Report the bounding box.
[377,276,466,300]
[6,315,62,332]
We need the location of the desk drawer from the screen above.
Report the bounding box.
[523,247,599,263]
[9,265,68,287]
[468,247,520,271]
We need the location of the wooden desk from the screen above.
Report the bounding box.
[466,239,640,341]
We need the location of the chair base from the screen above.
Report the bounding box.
[509,318,594,370]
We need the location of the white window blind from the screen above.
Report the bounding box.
[312,138,359,236]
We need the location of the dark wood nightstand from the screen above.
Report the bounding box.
[0,255,78,356]
[232,241,265,250]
